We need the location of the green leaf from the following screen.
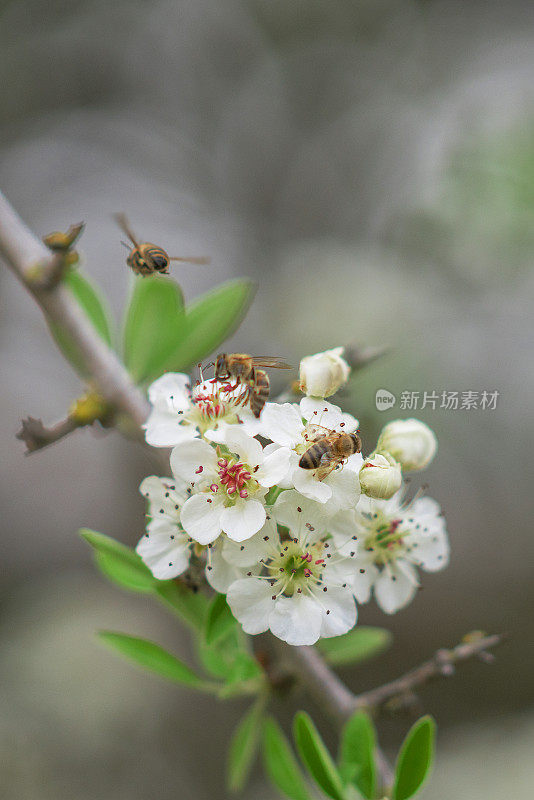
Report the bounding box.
[316,627,392,667]
[122,275,187,383]
[81,529,157,593]
[98,631,207,689]
[227,699,265,792]
[263,717,311,800]
[155,581,209,630]
[205,593,237,645]
[393,716,436,800]
[339,712,376,798]
[293,712,345,800]
[50,270,114,376]
[162,279,256,372]
[196,628,262,687]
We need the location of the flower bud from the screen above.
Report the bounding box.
[299,347,350,398]
[359,452,402,500]
[376,418,437,472]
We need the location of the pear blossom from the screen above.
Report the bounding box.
[299,347,350,398]
[136,476,194,579]
[143,372,261,448]
[377,418,438,472]
[359,452,402,499]
[221,491,361,646]
[331,490,449,614]
[259,396,362,511]
[170,426,290,545]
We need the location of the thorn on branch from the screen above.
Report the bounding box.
[17,390,113,454]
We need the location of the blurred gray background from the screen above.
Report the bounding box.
[1,1,533,797]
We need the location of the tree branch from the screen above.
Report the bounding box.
[0,190,150,430]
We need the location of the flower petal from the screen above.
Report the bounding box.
[170,438,218,484]
[408,524,449,572]
[300,397,358,431]
[269,594,323,646]
[205,542,242,592]
[147,372,191,408]
[316,586,357,638]
[350,558,380,603]
[221,498,266,542]
[260,403,304,447]
[227,577,275,634]
[144,410,197,448]
[324,465,361,512]
[272,490,328,539]
[374,560,418,614]
[207,424,264,467]
[256,447,292,488]
[292,466,333,504]
[180,493,224,544]
[136,521,191,580]
[139,475,189,518]
[222,518,279,567]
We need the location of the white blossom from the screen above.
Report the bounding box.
[359,452,402,499]
[331,491,449,614]
[377,418,438,472]
[299,347,350,398]
[143,372,261,447]
[170,426,290,545]
[259,397,362,512]
[136,476,194,579]
[219,491,361,646]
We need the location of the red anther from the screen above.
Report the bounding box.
[305,553,312,562]
[227,486,236,495]
[195,466,203,474]
[242,472,252,480]
[210,484,219,492]
[304,569,311,577]
[239,489,248,498]
[217,459,227,467]
[390,518,401,531]
[315,559,325,565]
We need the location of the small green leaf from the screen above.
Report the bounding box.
[205,593,237,645]
[293,712,345,800]
[316,627,392,667]
[98,631,207,689]
[81,529,157,593]
[227,698,264,792]
[122,275,187,383]
[393,716,436,800]
[339,712,376,798]
[155,581,209,630]
[263,717,311,800]
[50,270,114,376]
[163,279,256,372]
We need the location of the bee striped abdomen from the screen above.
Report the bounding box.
[250,370,270,417]
[299,441,333,470]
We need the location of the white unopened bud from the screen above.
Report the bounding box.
[359,452,402,500]
[377,418,437,472]
[299,347,350,398]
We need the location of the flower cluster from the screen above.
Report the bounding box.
[137,347,449,645]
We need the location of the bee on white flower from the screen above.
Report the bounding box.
[259,397,362,511]
[331,490,449,614]
[214,491,362,646]
[136,476,195,579]
[143,372,261,448]
[170,426,291,544]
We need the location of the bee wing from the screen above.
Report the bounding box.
[168,255,211,265]
[114,213,139,248]
[250,357,292,369]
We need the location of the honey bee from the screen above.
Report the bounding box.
[211,353,291,418]
[115,213,209,276]
[299,431,362,480]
